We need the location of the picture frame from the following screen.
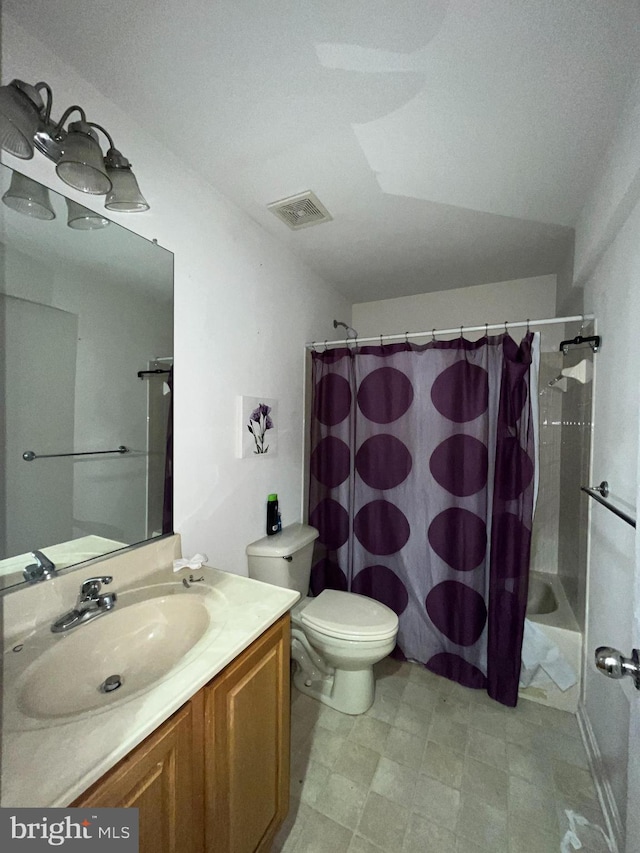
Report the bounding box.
[238,396,278,458]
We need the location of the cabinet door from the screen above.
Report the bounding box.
[73,696,203,853]
[205,616,290,853]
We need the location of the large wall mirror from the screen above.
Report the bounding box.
[0,163,173,593]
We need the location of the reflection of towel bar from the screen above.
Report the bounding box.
[580,483,636,529]
[137,369,171,379]
[22,446,129,462]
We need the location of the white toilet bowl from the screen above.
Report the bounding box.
[290,589,398,714]
[246,524,399,715]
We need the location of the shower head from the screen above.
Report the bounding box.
[333,319,358,339]
[561,359,593,384]
[547,358,593,389]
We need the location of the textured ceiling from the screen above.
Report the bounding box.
[6,0,640,302]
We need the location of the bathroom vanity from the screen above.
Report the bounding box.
[1,535,299,853]
[74,616,290,853]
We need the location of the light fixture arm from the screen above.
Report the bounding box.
[34,82,53,123]
[85,122,131,172]
[86,122,132,170]
[87,122,115,152]
[52,104,87,136]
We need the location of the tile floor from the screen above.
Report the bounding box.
[272,657,611,853]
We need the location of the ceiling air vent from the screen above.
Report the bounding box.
[267,191,333,230]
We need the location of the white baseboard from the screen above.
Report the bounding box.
[577,702,624,852]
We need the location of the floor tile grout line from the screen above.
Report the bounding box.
[285,662,598,853]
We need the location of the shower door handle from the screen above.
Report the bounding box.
[594,646,640,690]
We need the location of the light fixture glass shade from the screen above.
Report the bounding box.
[55,121,111,194]
[104,165,150,212]
[0,81,42,160]
[2,170,55,220]
[66,198,110,230]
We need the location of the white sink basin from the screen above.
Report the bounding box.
[5,585,226,726]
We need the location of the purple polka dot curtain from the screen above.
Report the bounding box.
[308,333,537,707]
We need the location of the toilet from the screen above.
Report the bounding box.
[246,523,399,715]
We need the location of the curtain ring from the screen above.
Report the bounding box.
[432,328,436,342]
[504,320,508,335]
[311,341,317,352]
[459,324,464,338]
[323,340,328,352]
[526,319,530,334]
[580,313,585,332]
[380,334,384,348]
[485,323,488,337]
[405,331,410,346]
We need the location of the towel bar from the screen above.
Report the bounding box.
[22,446,129,462]
[581,482,636,529]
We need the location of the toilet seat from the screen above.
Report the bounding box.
[300,589,398,642]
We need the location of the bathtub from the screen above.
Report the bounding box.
[519,571,582,712]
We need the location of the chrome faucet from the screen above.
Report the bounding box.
[51,575,117,633]
[23,550,58,583]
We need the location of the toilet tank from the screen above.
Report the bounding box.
[246,523,319,597]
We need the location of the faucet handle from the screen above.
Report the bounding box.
[80,575,113,598]
[23,550,57,583]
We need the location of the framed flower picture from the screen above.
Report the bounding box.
[239,396,278,458]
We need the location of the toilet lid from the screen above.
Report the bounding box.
[301,590,398,641]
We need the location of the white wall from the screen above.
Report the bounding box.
[574,72,640,290]
[1,14,349,576]
[575,65,640,850]
[352,274,557,339]
[582,199,639,842]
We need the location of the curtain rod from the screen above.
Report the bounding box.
[306,313,595,349]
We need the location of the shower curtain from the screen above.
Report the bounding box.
[308,333,537,707]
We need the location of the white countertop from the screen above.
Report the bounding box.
[1,537,298,807]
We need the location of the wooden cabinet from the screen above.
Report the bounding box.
[73,694,204,853]
[72,615,290,853]
[204,615,290,853]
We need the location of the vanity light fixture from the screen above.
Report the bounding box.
[0,79,149,212]
[1,167,112,228]
[104,147,149,212]
[66,198,110,230]
[55,115,112,194]
[0,79,45,159]
[1,170,56,220]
